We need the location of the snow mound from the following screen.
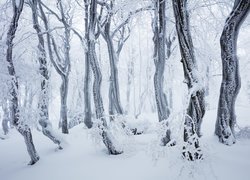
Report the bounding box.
[236,126,250,139]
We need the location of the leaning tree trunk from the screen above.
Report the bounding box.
[83,0,93,128]
[153,0,171,146]
[88,0,122,155]
[30,0,62,147]
[103,18,124,120]
[215,0,250,145]
[172,0,205,161]
[6,0,39,165]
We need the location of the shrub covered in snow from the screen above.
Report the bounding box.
[236,126,250,139]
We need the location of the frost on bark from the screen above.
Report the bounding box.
[39,0,71,134]
[215,0,250,145]
[6,0,39,165]
[83,0,93,129]
[30,0,62,147]
[172,0,205,160]
[88,0,122,155]
[153,0,171,146]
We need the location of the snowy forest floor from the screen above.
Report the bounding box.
[0,107,250,180]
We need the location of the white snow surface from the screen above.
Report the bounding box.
[0,108,250,180]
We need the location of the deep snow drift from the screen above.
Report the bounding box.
[0,107,250,180]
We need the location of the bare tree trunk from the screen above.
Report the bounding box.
[6,0,39,165]
[83,0,93,128]
[215,0,250,145]
[172,0,205,160]
[88,0,122,155]
[30,0,62,147]
[57,0,71,134]
[60,74,69,134]
[153,0,171,146]
[101,4,123,120]
[105,23,124,116]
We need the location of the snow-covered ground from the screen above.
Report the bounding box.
[0,107,250,180]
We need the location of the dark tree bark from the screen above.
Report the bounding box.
[88,0,122,155]
[172,0,205,160]
[153,0,171,146]
[215,0,250,145]
[83,0,93,129]
[60,74,69,134]
[6,0,39,165]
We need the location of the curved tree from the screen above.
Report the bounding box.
[172,0,206,160]
[88,0,122,155]
[102,2,124,120]
[30,0,62,147]
[215,0,250,145]
[6,0,39,165]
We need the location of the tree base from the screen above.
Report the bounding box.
[182,150,203,161]
[102,131,123,155]
[108,149,123,155]
[28,156,40,165]
[216,127,236,145]
[182,135,203,161]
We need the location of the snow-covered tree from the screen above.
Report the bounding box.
[39,0,73,134]
[6,0,39,165]
[172,0,206,160]
[152,0,171,145]
[215,0,250,145]
[88,0,122,155]
[29,0,62,147]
